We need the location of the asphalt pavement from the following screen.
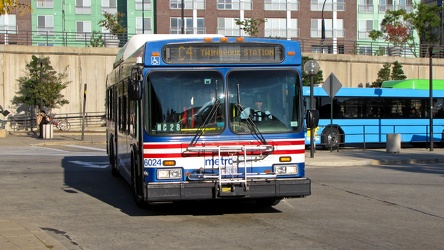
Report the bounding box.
[1,129,444,249]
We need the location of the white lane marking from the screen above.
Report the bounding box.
[68,161,109,169]
[31,146,69,153]
[65,145,106,152]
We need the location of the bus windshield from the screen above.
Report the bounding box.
[147,71,224,135]
[147,69,301,135]
[228,69,301,133]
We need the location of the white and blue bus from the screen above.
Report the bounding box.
[303,86,444,148]
[106,34,314,208]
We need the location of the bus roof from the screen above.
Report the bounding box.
[382,79,444,90]
[117,34,225,63]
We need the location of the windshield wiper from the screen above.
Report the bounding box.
[189,80,221,146]
[235,84,268,145]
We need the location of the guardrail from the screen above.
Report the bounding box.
[6,112,105,132]
[1,30,443,58]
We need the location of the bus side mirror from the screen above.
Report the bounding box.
[128,79,142,100]
[306,110,319,129]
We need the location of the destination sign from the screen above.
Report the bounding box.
[163,43,284,64]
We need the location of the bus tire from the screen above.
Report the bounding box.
[109,139,119,177]
[131,148,147,208]
[322,126,341,149]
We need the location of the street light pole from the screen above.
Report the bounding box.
[304,60,320,158]
[321,0,327,42]
[429,46,434,151]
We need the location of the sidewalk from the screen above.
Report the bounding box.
[2,130,444,249]
[305,146,444,167]
[0,129,106,147]
[0,219,67,249]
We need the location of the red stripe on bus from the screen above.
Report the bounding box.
[143,140,304,150]
[144,149,305,158]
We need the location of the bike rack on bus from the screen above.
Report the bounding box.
[186,144,275,195]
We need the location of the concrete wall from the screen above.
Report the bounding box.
[0,45,119,116]
[1,45,444,118]
[307,53,444,88]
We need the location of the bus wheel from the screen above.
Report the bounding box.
[322,126,341,149]
[131,150,146,208]
[255,198,281,207]
[109,140,118,177]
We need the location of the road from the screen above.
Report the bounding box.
[0,144,443,249]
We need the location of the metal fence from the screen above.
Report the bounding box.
[6,112,105,132]
[1,30,443,58]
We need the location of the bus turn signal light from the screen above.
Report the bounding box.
[279,156,292,162]
[163,160,176,166]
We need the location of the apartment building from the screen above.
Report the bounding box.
[1,0,432,53]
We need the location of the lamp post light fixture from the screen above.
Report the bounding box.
[304,60,320,158]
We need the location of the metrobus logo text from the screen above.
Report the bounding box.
[205,157,233,166]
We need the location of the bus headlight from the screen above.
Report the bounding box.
[157,168,183,179]
[274,165,298,175]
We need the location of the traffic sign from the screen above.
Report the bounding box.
[323,73,342,98]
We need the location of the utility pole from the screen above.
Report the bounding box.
[181,0,185,34]
[142,0,145,34]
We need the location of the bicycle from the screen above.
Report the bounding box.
[47,115,71,131]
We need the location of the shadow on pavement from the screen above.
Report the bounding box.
[61,156,282,216]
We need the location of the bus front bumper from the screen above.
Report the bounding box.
[145,178,311,202]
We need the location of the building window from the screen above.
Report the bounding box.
[102,0,117,14]
[0,14,17,34]
[264,0,298,11]
[217,0,252,10]
[170,0,205,9]
[217,18,241,36]
[265,18,298,38]
[311,19,344,38]
[37,0,54,8]
[358,0,374,14]
[37,15,54,35]
[76,0,92,15]
[170,17,205,34]
[358,20,373,39]
[378,0,393,13]
[76,21,91,40]
[136,17,152,34]
[398,0,412,12]
[311,0,345,11]
[135,0,152,10]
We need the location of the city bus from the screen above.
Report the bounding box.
[382,79,444,90]
[303,86,444,148]
[106,34,313,208]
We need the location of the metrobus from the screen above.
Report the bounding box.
[382,79,444,90]
[303,86,444,148]
[106,34,314,208]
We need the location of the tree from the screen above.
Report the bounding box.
[369,9,414,47]
[406,3,441,47]
[235,18,266,37]
[0,0,32,15]
[371,63,391,88]
[302,56,323,86]
[390,61,407,80]
[12,55,70,113]
[98,11,127,39]
[371,61,406,88]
